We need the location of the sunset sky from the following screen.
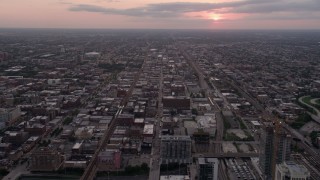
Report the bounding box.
[1,0,320,29]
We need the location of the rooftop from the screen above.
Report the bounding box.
[160,175,190,180]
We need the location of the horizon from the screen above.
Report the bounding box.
[1,0,320,30]
[1,27,320,31]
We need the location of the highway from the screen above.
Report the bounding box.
[298,96,320,117]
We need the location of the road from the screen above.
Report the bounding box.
[3,161,29,180]
[179,45,207,90]
[178,44,226,155]
[194,152,259,158]
[298,96,320,123]
[148,55,163,180]
[298,96,320,116]
[211,141,259,144]
[81,49,148,180]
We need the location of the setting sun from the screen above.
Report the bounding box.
[210,14,222,21]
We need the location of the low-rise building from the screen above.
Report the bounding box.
[143,124,154,137]
[160,175,190,180]
[74,126,94,139]
[275,161,310,180]
[198,158,219,180]
[161,135,192,164]
[163,96,190,110]
[30,147,64,171]
[196,114,216,137]
[98,149,121,171]
[0,107,21,127]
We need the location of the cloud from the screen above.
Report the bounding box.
[245,12,320,21]
[58,0,73,5]
[68,0,320,20]
[68,0,272,18]
[233,0,320,14]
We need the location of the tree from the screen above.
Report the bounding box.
[141,163,149,172]
[192,108,198,115]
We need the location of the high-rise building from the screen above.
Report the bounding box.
[275,161,310,180]
[275,130,291,164]
[161,135,191,164]
[259,122,291,179]
[259,122,274,179]
[198,158,219,180]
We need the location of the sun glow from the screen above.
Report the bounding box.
[210,14,222,21]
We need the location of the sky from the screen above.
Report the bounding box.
[1,0,320,29]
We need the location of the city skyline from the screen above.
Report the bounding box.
[1,0,320,30]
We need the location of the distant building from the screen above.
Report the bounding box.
[250,121,261,129]
[0,143,12,154]
[195,114,216,137]
[0,51,10,62]
[85,52,100,59]
[275,161,310,180]
[221,110,238,128]
[134,118,145,127]
[22,136,40,152]
[72,142,83,154]
[317,137,320,147]
[60,129,74,139]
[30,147,64,171]
[74,126,94,140]
[98,149,121,170]
[198,158,219,180]
[162,96,190,110]
[8,149,23,162]
[160,175,190,180]
[24,123,46,136]
[47,79,61,85]
[116,113,134,126]
[193,129,210,144]
[161,135,191,164]
[3,131,29,146]
[64,161,87,169]
[143,124,154,137]
[0,107,21,127]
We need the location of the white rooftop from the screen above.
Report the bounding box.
[143,124,154,135]
[251,121,261,126]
